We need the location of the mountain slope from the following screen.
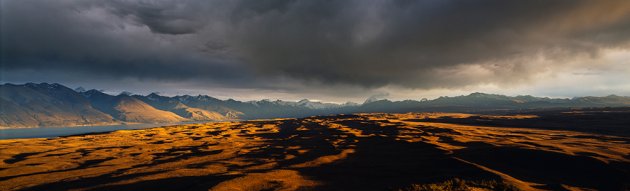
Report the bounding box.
[113,96,186,123]
[136,93,228,121]
[3,83,630,128]
[359,93,630,113]
[171,102,227,121]
[0,83,117,128]
[82,90,186,124]
[175,95,245,118]
[0,97,39,127]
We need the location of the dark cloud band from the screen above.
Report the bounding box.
[2,0,630,90]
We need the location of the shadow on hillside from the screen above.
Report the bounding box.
[298,136,500,190]
[22,168,236,191]
[453,142,630,190]
[406,109,630,137]
[239,116,502,190]
[272,115,628,190]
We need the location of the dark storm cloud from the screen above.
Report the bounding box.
[225,0,630,88]
[1,0,254,86]
[2,0,630,90]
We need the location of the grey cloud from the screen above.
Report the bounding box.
[2,0,630,92]
[225,0,630,88]
[107,0,210,35]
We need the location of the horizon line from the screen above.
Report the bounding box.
[2,82,628,104]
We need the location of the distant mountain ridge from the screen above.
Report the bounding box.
[1,83,630,128]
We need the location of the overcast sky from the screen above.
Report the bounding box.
[2,0,630,103]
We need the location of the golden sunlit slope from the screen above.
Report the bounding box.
[171,102,227,121]
[0,111,628,190]
[113,97,186,123]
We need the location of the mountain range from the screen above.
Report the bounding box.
[2,83,630,128]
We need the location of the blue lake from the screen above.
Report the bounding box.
[0,124,171,140]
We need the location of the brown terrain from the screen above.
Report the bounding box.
[0,110,629,191]
[111,97,186,124]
